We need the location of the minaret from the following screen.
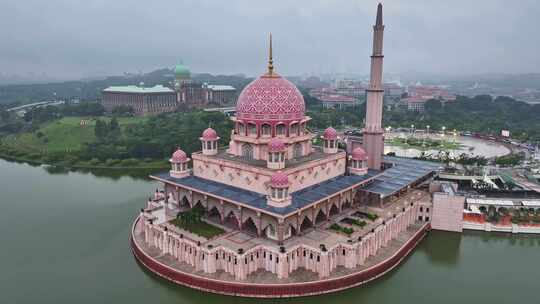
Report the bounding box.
[363,3,385,170]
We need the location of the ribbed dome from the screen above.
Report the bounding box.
[174,63,190,78]
[171,149,187,163]
[270,171,289,188]
[235,74,305,122]
[268,138,286,152]
[323,127,338,140]
[351,147,368,161]
[202,128,218,140]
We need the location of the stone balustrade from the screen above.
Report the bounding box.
[139,204,420,280]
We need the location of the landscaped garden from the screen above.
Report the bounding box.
[330,223,354,236]
[386,136,462,151]
[341,217,367,228]
[353,211,379,221]
[170,207,225,239]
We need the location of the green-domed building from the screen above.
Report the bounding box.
[174,63,191,80]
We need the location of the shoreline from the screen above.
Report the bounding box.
[0,153,169,171]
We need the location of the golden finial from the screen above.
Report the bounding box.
[267,32,274,75]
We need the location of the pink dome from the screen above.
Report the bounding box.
[202,128,218,140]
[270,171,289,188]
[323,127,338,140]
[268,138,285,152]
[351,147,368,161]
[236,74,305,122]
[171,149,187,163]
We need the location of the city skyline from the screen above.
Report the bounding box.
[1,0,540,81]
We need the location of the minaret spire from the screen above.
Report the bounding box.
[376,3,383,27]
[363,3,385,170]
[267,33,274,75]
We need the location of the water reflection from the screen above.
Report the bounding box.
[419,231,461,267]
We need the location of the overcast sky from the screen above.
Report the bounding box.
[1,0,539,80]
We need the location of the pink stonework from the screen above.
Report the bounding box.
[323,127,338,140]
[171,149,187,163]
[236,74,305,122]
[351,147,368,161]
[268,138,286,152]
[363,3,385,170]
[270,171,289,188]
[131,4,446,298]
[202,128,218,140]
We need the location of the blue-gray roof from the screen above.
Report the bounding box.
[151,171,378,216]
[151,156,440,216]
[362,156,442,197]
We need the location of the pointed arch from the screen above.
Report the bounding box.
[179,196,190,208]
[329,203,339,217]
[224,210,240,229]
[242,216,258,236]
[300,216,313,233]
[315,209,326,225]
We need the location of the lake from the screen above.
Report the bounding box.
[1,159,538,303]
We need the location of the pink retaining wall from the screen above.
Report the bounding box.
[130,220,430,298]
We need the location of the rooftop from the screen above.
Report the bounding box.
[206,84,236,91]
[151,171,377,217]
[201,146,338,170]
[362,156,442,198]
[151,156,440,216]
[103,85,174,94]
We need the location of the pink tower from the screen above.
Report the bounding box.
[363,3,385,170]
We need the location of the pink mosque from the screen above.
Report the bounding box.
[130,4,461,297]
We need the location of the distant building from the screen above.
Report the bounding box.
[174,63,237,107]
[401,85,456,112]
[102,85,177,116]
[384,83,404,103]
[203,84,237,105]
[320,94,359,109]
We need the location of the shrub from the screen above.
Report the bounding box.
[89,158,101,165]
[366,213,379,221]
[120,158,138,166]
[105,158,120,166]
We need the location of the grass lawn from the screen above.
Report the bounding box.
[170,218,225,239]
[1,116,147,154]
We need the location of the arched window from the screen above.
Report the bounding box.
[290,123,298,136]
[241,144,254,160]
[261,124,271,137]
[276,124,286,136]
[293,143,302,158]
[266,224,276,236]
[248,123,257,136]
[238,123,245,135]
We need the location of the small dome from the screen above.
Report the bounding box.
[174,63,191,78]
[351,147,368,161]
[171,149,187,163]
[270,171,289,188]
[268,137,285,152]
[202,128,218,140]
[323,127,338,140]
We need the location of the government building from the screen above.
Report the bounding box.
[101,64,237,116]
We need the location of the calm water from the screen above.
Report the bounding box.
[1,159,539,304]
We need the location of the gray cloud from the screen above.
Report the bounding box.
[0,0,539,80]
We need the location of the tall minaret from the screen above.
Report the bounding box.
[363,3,385,170]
